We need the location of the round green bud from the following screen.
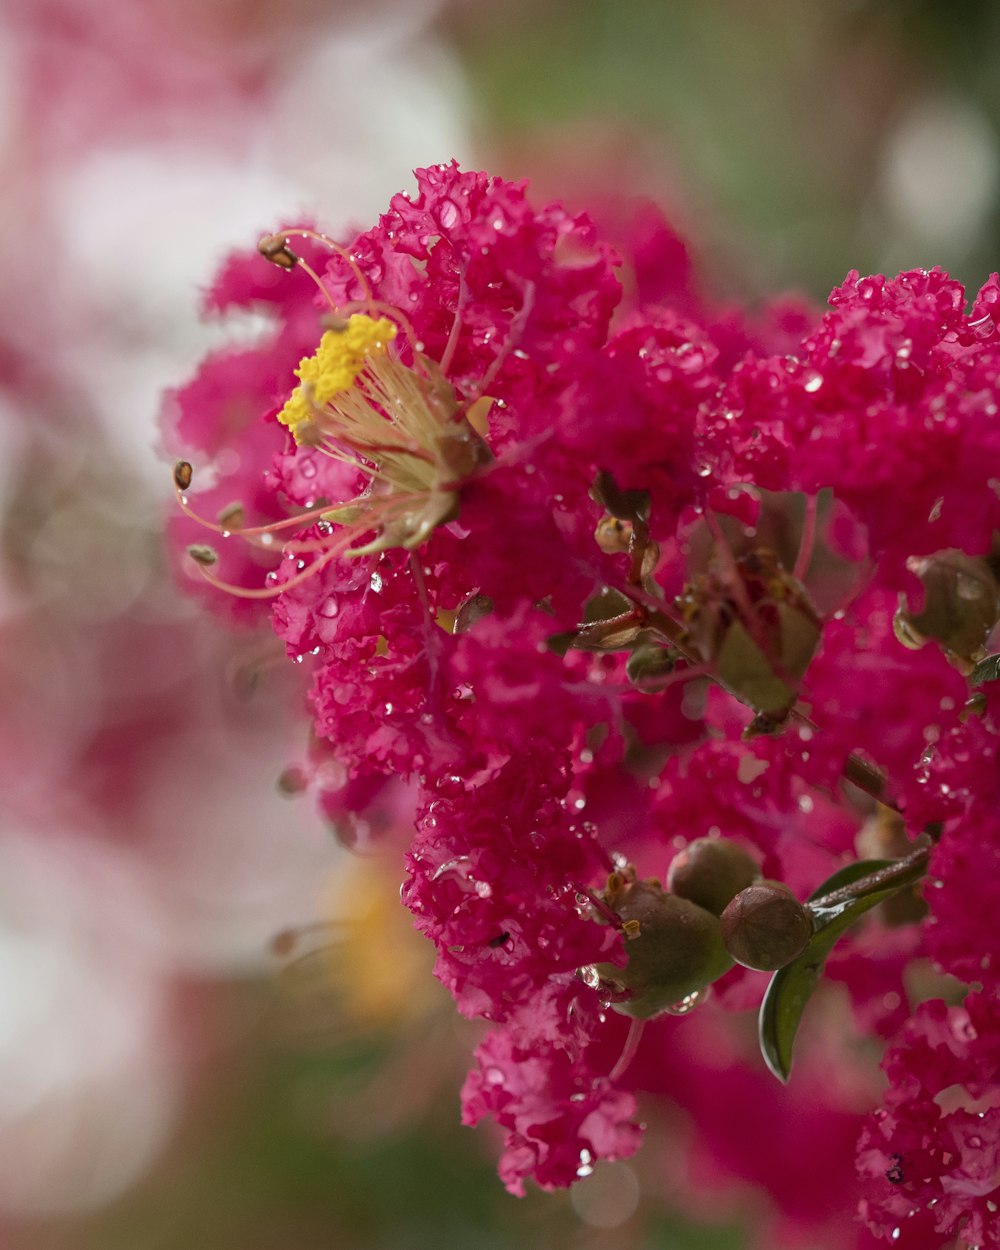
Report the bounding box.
[595,880,734,1019]
[719,880,813,971]
[666,837,760,916]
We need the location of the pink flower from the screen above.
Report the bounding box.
[462,1020,641,1196]
[167,162,1000,1232]
[859,995,1000,1248]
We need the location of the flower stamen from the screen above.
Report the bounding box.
[276,311,491,555]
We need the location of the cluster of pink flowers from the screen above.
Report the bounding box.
[164,162,1000,1246]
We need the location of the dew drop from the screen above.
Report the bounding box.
[437,199,460,229]
[665,989,706,1016]
[319,596,339,618]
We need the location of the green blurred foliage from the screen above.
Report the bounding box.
[446,0,1000,299]
[8,979,744,1250]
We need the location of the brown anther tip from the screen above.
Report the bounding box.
[271,929,298,958]
[186,543,218,567]
[320,312,351,333]
[173,460,193,491]
[218,502,246,531]
[258,233,299,270]
[276,766,308,797]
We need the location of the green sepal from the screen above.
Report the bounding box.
[758,857,923,1082]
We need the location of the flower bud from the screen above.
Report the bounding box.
[595,879,733,1018]
[667,837,760,916]
[720,881,813,971]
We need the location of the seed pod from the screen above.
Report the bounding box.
[667,837,760,916]
[594,879,733,1018]
[720,880,813,971]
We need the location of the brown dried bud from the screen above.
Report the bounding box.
[173,460,193,491]
[720,880,813,971]
[258,233,299,270]
[594,879,733,1018]
[667,836,760,916]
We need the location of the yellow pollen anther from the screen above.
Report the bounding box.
[278,314,397,441]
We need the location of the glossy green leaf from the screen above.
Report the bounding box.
[759,857,925,1082]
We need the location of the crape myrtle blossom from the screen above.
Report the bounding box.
[166,160,1000,1244]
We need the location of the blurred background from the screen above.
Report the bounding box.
[1,2,999,1247]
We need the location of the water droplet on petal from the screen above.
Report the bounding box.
[437,199,460,229]
[803,370,824,393]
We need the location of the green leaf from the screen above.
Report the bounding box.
[970,653,1000,686]
[759,858,924,1082]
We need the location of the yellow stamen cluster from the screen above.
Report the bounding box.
[270,311,492,557]
[278,314,397,442]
